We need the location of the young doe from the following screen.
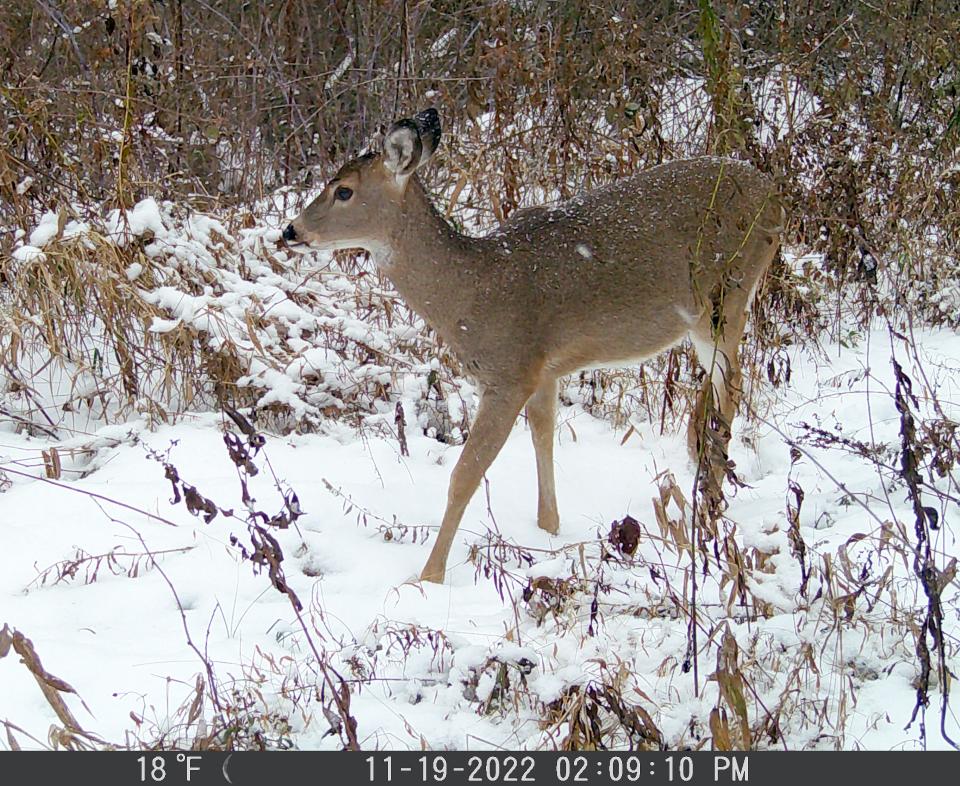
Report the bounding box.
[284,109,783,583]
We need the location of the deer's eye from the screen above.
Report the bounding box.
[334,186,353,201]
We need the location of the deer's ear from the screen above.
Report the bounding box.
[413,108,441,164]
[383,119,423,178]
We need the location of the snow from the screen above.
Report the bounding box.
[324,53,354,90]
[105,197,169,245]
[1,201,958,753]
[2,326,958,750]
[148,316,182,333]
[11,245,45,263]
[28,210,59,246]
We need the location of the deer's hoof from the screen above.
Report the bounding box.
[538,511,560,535]
[419,565,446,584]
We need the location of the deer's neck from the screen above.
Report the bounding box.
[373,176,481,325]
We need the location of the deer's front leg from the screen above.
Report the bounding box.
[420,384,533,583]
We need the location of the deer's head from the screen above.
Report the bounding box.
[283,109,441,252]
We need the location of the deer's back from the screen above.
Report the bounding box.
[480,157,780,374]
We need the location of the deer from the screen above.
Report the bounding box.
[283,109,783,584]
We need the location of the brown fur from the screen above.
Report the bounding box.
[290,119,782,583]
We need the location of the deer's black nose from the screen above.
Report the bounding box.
[282,223,298,242]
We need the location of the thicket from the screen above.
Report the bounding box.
[1,0,958,426]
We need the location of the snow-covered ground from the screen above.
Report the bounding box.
[1,202,958,751]
[2,326,958,749]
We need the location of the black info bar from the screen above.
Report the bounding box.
[0,751,953,786]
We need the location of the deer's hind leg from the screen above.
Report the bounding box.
[686,227,779,463]
[686,284,752,464]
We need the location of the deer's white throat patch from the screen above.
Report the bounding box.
[369,243,396,270]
